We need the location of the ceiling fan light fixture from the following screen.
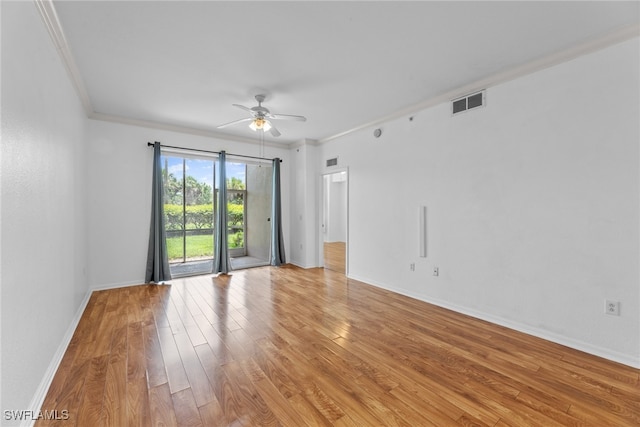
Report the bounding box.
[249,117,271,132]
[218,95,304,137]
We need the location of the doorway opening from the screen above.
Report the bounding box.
[321,170,348,274]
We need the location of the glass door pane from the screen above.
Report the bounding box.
[163,156,185,263]
[226,162,246,257]
[162,154,215,277]
[184,158,214,261]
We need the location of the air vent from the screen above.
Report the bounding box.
[326,157,338,167]
[452,90,485,115]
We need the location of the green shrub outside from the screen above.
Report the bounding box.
[229,231,243,248]
[228,203,243,226]
[164,203,243,230]
[164,203,245,261]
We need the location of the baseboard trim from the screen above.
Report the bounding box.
[289,261,318,269]
[348,273,640,369]
[22,290,92,427]
[89,279,151,292]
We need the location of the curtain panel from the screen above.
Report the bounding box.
[145,142,172,283]
[271,158,286,266]
[214,151,232,274]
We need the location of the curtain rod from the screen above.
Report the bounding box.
[147,142,282,163]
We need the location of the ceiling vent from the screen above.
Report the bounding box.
[452,90,485,115]
[326,157,338,167]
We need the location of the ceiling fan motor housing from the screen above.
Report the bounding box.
[251,106,269,116]
[252,95,269,116]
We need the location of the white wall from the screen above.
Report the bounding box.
[316,38,640,367]
[289,141,319,268]
[1,1,89,420]
[86,120,291,289]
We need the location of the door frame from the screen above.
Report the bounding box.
[319,167,349,275]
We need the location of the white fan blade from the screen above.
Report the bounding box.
[269,113,306,122]
[269,125,281,137]
[217,117,253,129]
[232,104,255,114]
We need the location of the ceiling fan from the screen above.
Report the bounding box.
[217,94,306,137]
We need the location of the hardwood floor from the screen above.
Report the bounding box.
[324,242,346,274]
[37,265,639,426]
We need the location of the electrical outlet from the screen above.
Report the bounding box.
[605,300,620,316]
[410,263,415,271]
[433,266,439,276]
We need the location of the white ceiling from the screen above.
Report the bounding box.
[50,1,639,145]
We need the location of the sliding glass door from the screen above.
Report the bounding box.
[161,152,273,275]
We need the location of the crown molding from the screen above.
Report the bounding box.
[34,0,93,116]
[89,112,290,149]
[35,0,638,148]
[318,23,640,145]
[289,138,320,149]
[33,0,292,149]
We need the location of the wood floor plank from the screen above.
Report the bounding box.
[74,355,109,427]
[193,343,244,424]
[126,321,146,382]
[239,357,309,426]
[197,399,226,427]
[324,241,346,273]
[103,351,128,427]
[149,383,178,427]
[40,357,91,427]
[127,376,151,427]
[172,331,215,408]
[37,341,79,419]
[514,391,584,426]
[191,312,234,364]
[142,322,168,388]
[286,393,334,427]
[221,360,280,426]
[156,326,190,394]
[302,382,346,424]
[168,284,208,346]
[37,268,640,426]
[171,388,202,427]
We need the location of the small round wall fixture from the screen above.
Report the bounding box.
[373,128,382,138]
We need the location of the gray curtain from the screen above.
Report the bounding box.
[145,142,172,283]
[214,151,231,274]
[271,158,286,266]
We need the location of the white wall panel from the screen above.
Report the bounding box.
[316,38,640,366]
[1,1,89,417]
